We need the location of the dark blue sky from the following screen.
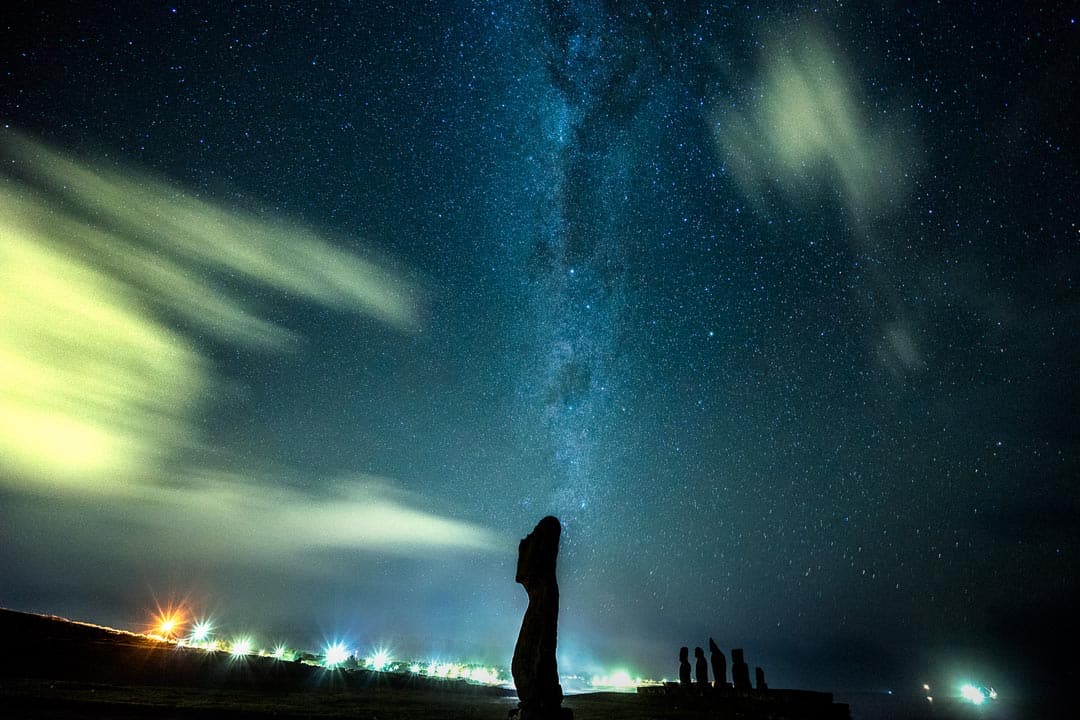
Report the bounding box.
[1,0,1076,702]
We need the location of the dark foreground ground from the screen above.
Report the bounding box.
[1,679,857,720]
[0,609,1042,719]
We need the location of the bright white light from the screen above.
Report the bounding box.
[324,642,350,667]
[191,621,212,642]
[231,638,253,656]
[368,649,391,671]
[272,645,287,660]
[960,683,986,705]
[409,664,421,674]
[468,667,501,684]
[589,669,637,690]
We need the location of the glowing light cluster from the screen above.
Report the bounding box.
[137,599,510,683]
[959,683,997,705]
[415,661,502,684]
[589,670,640,690]
[468,667,502,684]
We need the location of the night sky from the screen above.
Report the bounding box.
[1,0,1077,703]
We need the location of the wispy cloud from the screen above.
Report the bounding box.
[0,211,208,489]
[135,473,501,556]
[713,26,908,216]
[711,25,925,377]
[0,130,419,490]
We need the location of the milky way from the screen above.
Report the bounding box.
[515,1,637,518]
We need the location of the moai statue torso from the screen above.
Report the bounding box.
[708,638,728,690]
[694,646,709,688]
[731,648,752,692]
[678,646,691,687]
[755,666,768,691]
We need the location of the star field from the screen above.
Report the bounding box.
[1,0,1076,705]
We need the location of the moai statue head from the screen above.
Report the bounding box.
[515,515,560,589]
[731,648,752,691]
[679,646,689,663]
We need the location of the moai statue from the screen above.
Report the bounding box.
[678,646,691,687]
[731,648,752,692]
[511,517,572,720]
[755,666,768,691]
[694,647,709,690]
[708,638,728,690]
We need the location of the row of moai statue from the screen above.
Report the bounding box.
[678,639,767,692]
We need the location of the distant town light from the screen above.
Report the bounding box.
[589,669,637,690]
[468,666,500,684]
[960,683,986,705]
[368,648,391,671]
[191,621,212,642]
[231,637,253,656]
[153,610,184,638]
[324,642,350,667]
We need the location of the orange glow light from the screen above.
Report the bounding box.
[149,604,187,640]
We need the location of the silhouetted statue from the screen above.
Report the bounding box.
[755,666,768,691]
[708,638,728,690]
[512,517,572,720]
[731,648,752,691]
[678,646,691,687]
[694,646,709,688]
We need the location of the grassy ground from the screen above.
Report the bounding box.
[1,678,520,719]
[0,680,845,720]
[1,679,860,720]
[0,609,856,719]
